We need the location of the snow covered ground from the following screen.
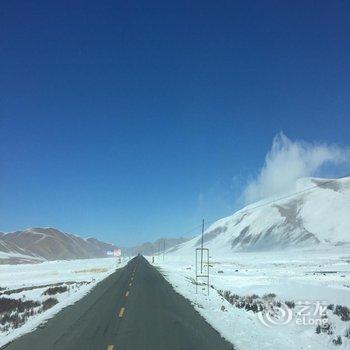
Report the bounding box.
[0,257,124,347]
[154,245,350,349]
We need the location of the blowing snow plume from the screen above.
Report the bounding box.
[243,132,350,204]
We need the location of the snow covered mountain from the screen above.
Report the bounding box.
[0,227,189,264]
[170,177,350,256]
[0,227,118,264]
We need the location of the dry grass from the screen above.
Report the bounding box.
[74,268,107,274]
[42,286,68,296]
[41,297,58,311]
[0,298,41,330]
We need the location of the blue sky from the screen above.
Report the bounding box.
[1,1,349,245]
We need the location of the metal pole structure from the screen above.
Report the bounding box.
[195,249,198,294]
[200,219,204,274]
[207,249,210,296]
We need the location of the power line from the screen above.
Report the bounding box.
[179,223,203,237]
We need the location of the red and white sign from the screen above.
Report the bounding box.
[114,248,122,257]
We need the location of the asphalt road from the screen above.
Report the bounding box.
[3,255,234,350]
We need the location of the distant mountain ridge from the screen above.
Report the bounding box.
[122,237,189,256]
[0,227,118,264]
[0,227,190,264]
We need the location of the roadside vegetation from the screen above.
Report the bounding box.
[0,280,91,335]
[217,289,350,347]
[0,298,41,332]
[42,286,68,295]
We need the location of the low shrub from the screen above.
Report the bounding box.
[285,300,295,309]
[334,305,350,321]
[262,293,276,300]
[43,286,68,296]
[327,304,334,311]
[0,298,40,314]
[42,297,58,311]
[315,319,333,335]
[332,336,342,345]
[344,327,350,339]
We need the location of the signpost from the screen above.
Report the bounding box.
[106,248,122,257]
[200,219,204,273]
[195,247,210,295]
[114,248,122,257]
[195,219,209,295]
[107,248,122,266]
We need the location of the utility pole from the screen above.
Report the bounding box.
[201,219,204,273]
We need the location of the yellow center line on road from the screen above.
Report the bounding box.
[118,307,125,318]
[125,291,129,297]
[107,345,114,350]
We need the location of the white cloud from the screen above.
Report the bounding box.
[243,132,350,204]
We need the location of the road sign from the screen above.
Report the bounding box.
[195,248,210,295]
[114,248,122,257]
